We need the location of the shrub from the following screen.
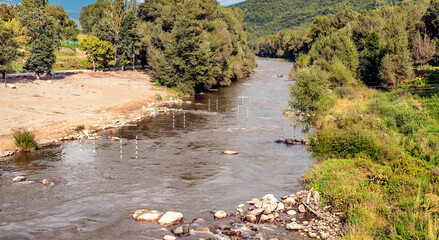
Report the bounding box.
[12,128,36,151]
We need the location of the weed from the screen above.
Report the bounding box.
[12,128,36,151]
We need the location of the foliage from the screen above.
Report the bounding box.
[232,0,427,41]
[359,31,385,86]
[411,32,437,65]
[117,9,139,68]
[137,0,256,93]
[423,0,439,39]
[79,0,109,34]
[0,4,16,21]
[12,128,36,151]
[80,35,114,71]
[0,21,19,74]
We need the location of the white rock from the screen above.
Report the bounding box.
[244,215,257,223]
[309,232,317,238]
[286,223,305,230]
[287,210,297,216]
[214,210,227,219]
[221,150,239,155]
[238,204,244,209]
[283,197,296,206]
[247,198,259,205]
[132,210,163,222]
[263,203,277,214]
[298,204,306,213]
[6,84,16,89]
[276,202,285,211]
[163,235,176,240]
[158,211,183,226]
[12,176,26,182]
[262,194,278,204]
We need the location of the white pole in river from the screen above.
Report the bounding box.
[183,101,186,128]
[216,92,218,111]
[172,110,175,129]
[135,125,138,159]
[120,129,123,159]
[208,92,211,111]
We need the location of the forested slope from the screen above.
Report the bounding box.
[233,0,428,40]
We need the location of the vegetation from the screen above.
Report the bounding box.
[135,0,255,93]
[232,0,428,41]
[79,35,114,71]
[0,21,18,80]
[282,1,439,238]
[12,128,37,151]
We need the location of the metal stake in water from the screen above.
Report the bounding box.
[135,125,138,159]
[79,138,82,151]
[183,101,186,128]
[293,125,296,139]
[120,129,123,159]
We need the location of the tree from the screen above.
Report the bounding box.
[0,4,16,21]
[0,22,18,85]
[80,35,115,71]
[411,32,436,65]
[423,0,439,39]
[62,19,79,40]
[18,0,61,79]
[360,31,385,86]
[118,9,139,69]
[79,0,109,34]
[24,35,56,78]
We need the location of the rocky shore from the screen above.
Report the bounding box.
[133,191,342,239]
[0,99,187,159]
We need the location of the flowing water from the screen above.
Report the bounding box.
[0,59,313,239]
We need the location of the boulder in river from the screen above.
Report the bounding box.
[286,223,305,230]
[132,210,163,222]
[244,214,257,223]
[283,197,296,206]
[262,194,278,204]
[214,210,227,219]
[12,176,26,182]
[158,211,183,226]
[222,150,239,155]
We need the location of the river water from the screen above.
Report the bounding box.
[0,59,312,239]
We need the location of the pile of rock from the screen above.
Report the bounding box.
[133,191,342,240]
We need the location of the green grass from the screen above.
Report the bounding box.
[12,128,36,151]
[55,51,76,56]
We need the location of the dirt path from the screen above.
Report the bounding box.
[0,70,169,152]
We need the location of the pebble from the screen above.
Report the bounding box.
[309,232,317,238]
[193,218,205,223]
[132,210,162,222]
[214,210,227,219]
[163,235,176,240]
[158,212,183,226]
[286,223,305,230]
[287,210,297,216]
[283,197,296,206]
[12,176,26,182]
[298,204,306,213]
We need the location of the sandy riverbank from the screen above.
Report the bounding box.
[0,70,171,154]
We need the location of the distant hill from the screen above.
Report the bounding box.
[232,0,429,40]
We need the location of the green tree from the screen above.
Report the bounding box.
[118,9,139,69]
[62,19,79,40]
[80,35,115,71]
[360,31,385,86]
[18,0,61,78]
[0,4,16,21]
[0,22,18,84]
[79,0,109,34]
[423,0,439,38]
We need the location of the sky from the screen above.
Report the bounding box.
[1,0,247,23]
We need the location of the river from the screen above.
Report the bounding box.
[0,59,312,239]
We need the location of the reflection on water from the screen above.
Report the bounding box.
[0,59,312,239]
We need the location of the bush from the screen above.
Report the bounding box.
[12,128,36,151]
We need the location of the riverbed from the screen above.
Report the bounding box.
[0,59,312,239]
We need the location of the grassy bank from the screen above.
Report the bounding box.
[296,73,439,238]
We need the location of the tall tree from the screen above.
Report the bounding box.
[18,0,61,78]
[0,4,16,21]
[360,31,385,86]
[118,9,139,69]
[106,0,127,64]
[79,0,109,34]
[423,0,439,39]
[0,22,18,85]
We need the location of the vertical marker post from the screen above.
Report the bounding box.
[120,129,123,159]
[135,125,138,159]
[172,111,175,129]
[183,101,186,128]
[281,128,283,142]
[208,93,211,111]
[216,92,218,111]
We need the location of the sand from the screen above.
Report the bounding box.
[0,70,168,151]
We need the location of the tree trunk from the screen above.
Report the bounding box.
[132,50,135,70]
[35,72,40,80]
[93,60,96,72]
[122,65,125,71]
[3,72,6,88]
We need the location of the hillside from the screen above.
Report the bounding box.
[232,0,428,40]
